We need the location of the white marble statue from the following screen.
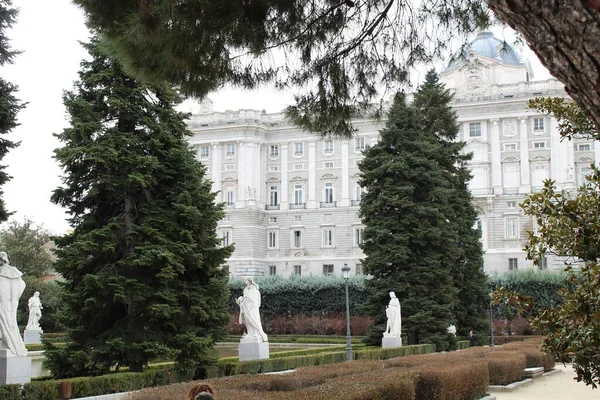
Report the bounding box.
[384,291,401,338]
[26,292,42,331]
[447,324,457,336]
[237,277,268,342]
[0,252,27,356]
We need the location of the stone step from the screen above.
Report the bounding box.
[523,367,545,379]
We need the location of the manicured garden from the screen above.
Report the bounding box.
[0,336,552,400]
[125,338,553,400]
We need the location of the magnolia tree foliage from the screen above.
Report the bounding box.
[515,98,600,387]
[45,39,233,378]
[73,0,489,137]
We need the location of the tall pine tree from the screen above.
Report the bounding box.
[359,91,458,350]
[0,0,24,222]
[45,38,233,378]
[411,70,488,337]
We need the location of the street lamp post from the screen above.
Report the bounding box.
[489,294,495,348]
[341,264,353,361]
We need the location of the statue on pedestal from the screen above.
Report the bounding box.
[0,252,27,356]
[26,292,42,331]
[384,291,401,338]
[237,277,268,342]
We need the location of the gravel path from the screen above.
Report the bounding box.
[493,364,599,400]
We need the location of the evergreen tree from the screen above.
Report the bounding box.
[45,38,233,378]
[359,91,458,350]
[0,0,24,222]
[411,71,488,337]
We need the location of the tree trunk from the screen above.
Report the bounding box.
[486,0,600,129]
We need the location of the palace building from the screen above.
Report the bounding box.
[187,32,594,277]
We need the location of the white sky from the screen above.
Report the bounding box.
[2,0,552,235]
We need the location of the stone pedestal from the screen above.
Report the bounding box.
[0,350,31,384]
[23,329,42,344]
[239,340,269,362]
[382,336,402,348]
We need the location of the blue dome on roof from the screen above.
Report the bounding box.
[447,32,523,70]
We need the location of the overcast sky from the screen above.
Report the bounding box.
[2,0,552,235]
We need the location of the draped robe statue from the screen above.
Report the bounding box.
[0,252,27,356]
[384,291,401,338]
[26,291,42,330]
[237,277,268,342]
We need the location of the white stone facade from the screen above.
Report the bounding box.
[187,33,596,277]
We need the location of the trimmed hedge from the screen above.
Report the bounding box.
[4,369,181,400]
[228,276,368,317]
[199,344,437,379]
[413,361,488,400]
[488,270,567,314]
[226,334,366,344]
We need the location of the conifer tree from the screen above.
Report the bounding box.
[411,71,488,337]
[45,38,233,378]
[0,0,24,222]
[359,90,458,350]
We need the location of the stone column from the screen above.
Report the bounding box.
[307,142,316,209]
[211,143,221,194]
[237,142,246,207]
[518,118,530,194]
[561,127,575,188]
[244,141,261,206]
[490,119,502,195]
[550,118,562,184]
[340,139,350,207]
[280,143,289,210]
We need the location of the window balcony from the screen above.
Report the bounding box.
[470,188,493,196]
[265,204,280,210]
[225,202,235,209]
[320,201,337,208]
[351,200,361,206]
[290,203,306,209]
[504,187,519,195]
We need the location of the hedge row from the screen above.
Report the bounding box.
[0,369,181,400]
[488,270,567,312]
[225,335,366,344]
[226,271,568,319]
[228,275,369,316]
[128,352,489,400]
[202,343,437,379]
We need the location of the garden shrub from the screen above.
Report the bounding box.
[228,276,368,317]
[238,373,326,392]
[19,369,178,400]
[0,385,21,400]
[293,359,385,381]
[412,361,488,400]
[265,368,415,400]
[498,341,555,371]
[354,344,436,361]
[484,352,526,385]
[21,380,57,400]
